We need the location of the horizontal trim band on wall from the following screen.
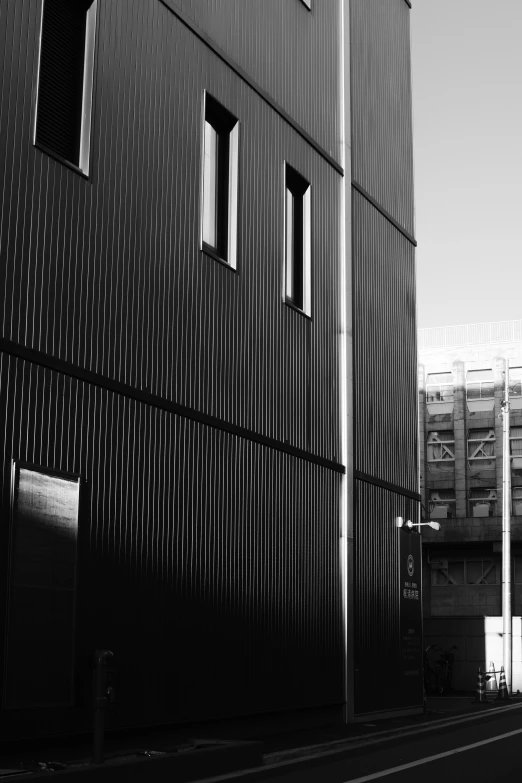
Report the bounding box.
[354,469,421,502]
[351,181,417,247]
[159,0,344,177]
[0,338,345,475]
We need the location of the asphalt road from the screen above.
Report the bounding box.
[213,705,522,783]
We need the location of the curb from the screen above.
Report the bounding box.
[170,701,522,783]
[264,700,522,764]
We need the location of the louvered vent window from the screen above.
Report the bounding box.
[35,0,97,173]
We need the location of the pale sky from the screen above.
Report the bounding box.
[411,0,522,329]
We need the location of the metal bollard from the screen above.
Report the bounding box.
[92,649,114,764]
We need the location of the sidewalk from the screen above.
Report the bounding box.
[0,693,520,781]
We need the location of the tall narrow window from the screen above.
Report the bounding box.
[284,164,311,315]
[201,93,239,268]
[35,0,97,173]
[5,465,80,708]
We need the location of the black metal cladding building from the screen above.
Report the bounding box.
[0,0,417,739]
[349,0,420,717]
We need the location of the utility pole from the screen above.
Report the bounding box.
[502,359,511,694]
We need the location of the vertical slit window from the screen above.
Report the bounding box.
[35,0,97,174]
[201,93,239,268]
[284,163,311,315]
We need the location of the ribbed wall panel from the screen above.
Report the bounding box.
[0,352,343,736]
[354,480,418,714]
[0,0,341,462]
[352,191,417,491]
[171,0,342,164]
[350,0,414,234]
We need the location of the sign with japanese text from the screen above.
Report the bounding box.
[399,528,423,708]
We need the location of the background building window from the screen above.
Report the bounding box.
[35,0,97,173]
[426,372,454,404]
[427,431,455,472]
[202,93,239,268]
[431,561,464,586]
[466,368,494,400]
[431,559,497,586]
[514,556,522,583]
[468,428,496,466]
[428,489,456,519]
[509,367,522,398]
[5,465,80,708]
[510,427,522,468]
[284,163,311,315]
[513,487,522,516]
[469,488,497,518]
[466,560,496,585]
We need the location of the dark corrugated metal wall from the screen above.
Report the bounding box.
[0,352,343,736]
[350,0,419,715]
[0,0,345,735]
[0,0,341,461]
[350,0,415,235]
[352,192,417,491]
[168,0,342,165]
[354,483,418,713]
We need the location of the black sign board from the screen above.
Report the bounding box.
[399,528,423,707]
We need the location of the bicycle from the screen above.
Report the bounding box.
[424,644,458,695]
[423,644,443,695]
[436,645,457,694]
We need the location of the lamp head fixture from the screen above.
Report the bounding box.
[395,517,440,531]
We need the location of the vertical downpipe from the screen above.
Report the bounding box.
[339,0,354,722]
[502,360,511,693]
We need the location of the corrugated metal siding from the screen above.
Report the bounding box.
[350,0,414,235]
[0,352,344,736]
[352,191,417,492]
[0,0,341,462]
[353,480,418,714]
[170,0,342,164]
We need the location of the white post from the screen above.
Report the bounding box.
[502,360,511,693]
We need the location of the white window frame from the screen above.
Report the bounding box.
[425,372,454,404]
[34,0,98,176]
[466,368,494,400]
[200,91,239,270]
[283,162,311,317]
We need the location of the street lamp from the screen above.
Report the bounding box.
[395,517,441,531]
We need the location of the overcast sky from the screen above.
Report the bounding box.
[411,0,522,329]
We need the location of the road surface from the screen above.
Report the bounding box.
[205,704,522,783]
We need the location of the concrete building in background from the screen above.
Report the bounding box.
[0,0,418,741]
[419,320,522,688]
